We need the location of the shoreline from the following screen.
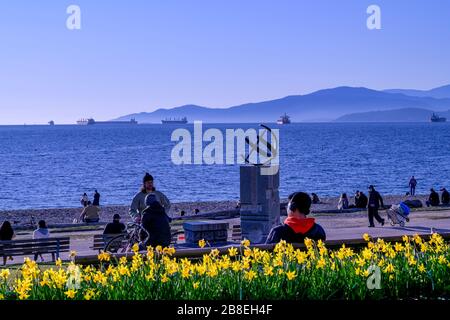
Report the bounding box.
[0,194,432,228]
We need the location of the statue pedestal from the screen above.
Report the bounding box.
[239,165,280,244]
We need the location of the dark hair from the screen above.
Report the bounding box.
[341,193,347,199]
[38,220,47,229]
[113,214,121,221]
[288,192,312,215]
[87,201,92,205]
[0,221,14,241]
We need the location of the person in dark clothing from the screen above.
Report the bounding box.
[93,190,101,206]
[426,188,440,207]
[367,185,385,228]
[409,176,417,196]
[141,194,172,248]
[311,193,320,204]
[103,214,126,235]
[441,188,450,206]
[355,191,368,209]
[266,192,326,244]
[0,221,16,265]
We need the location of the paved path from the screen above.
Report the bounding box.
[3,209,449,266]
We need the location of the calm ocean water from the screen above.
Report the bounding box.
[0,123,449,210]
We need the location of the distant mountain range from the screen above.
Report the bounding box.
[113,85,450,123]
[384,84,450,99]
[335,108,450,122]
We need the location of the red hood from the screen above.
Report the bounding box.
[284,217,315,234]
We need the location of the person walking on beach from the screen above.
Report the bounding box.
[409,176,417,196]
[441,188,450,206]
[33,220,50,262]
[367,185,385,228]
[338,193,349,210]
[129,172,171,222]
[81,193,89,207]
[79,201,101,223]
[0,221,15,265]
[426,188,440,207]
[266,192,326,244]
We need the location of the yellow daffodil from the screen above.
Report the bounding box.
[241,239,251,247]
[228,247,238,257]
[286,271,296,281]
[363,233,371,242]
[132,243,140,253]
[98,251,111,262]
[84,289,95,301]
[418,264,426,273]
[161,274,170,283]
[64,289,77,299]
[384,263,395,273]
[316,257,326,269]
[244,270,257,281]
[198,239,206,248]
[0,269,10,280]
[193,281,200,289]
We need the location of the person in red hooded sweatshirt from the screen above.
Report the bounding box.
[266,192,326,244]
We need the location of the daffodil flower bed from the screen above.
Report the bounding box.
[1,234,449,300]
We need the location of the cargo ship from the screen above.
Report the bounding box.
[161,117,188,124]
[276,113,291,125]
[430,113,446,123]
[77,118,138,125]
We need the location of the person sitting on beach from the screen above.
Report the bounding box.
[367,185,385,228]
[129,173,171,222]
[338,193,349,210]
[81,193,89,207]
[103,214,126,235]
[79,201,101,223]
[426,188,440,207]
[354,191,368,209]
[33,220,50,262]
[441,188,450,206]
[311,193,320,204]
[266,192,326,244]
[141,194,172,248]
[0,221,16,265]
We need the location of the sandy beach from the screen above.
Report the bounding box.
[0,194,433,228]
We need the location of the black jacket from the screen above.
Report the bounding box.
[266,217,326,244]
[141,202,172,247]
[103,221,126,235]
[368,191,384,209]
[442,190,450,205]
[429,191,440,206]
[355,193,368,208]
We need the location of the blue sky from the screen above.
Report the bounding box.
[0,0,449,124]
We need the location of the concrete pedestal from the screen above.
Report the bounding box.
[239,165,280,244]
[183,220,229,244]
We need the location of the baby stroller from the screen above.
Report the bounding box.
[387,202,410,227]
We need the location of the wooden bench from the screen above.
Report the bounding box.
[0,237,70,265]
[92,234,128,253]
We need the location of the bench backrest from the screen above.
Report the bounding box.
[92,234,127,251]
[0,237,70,257]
